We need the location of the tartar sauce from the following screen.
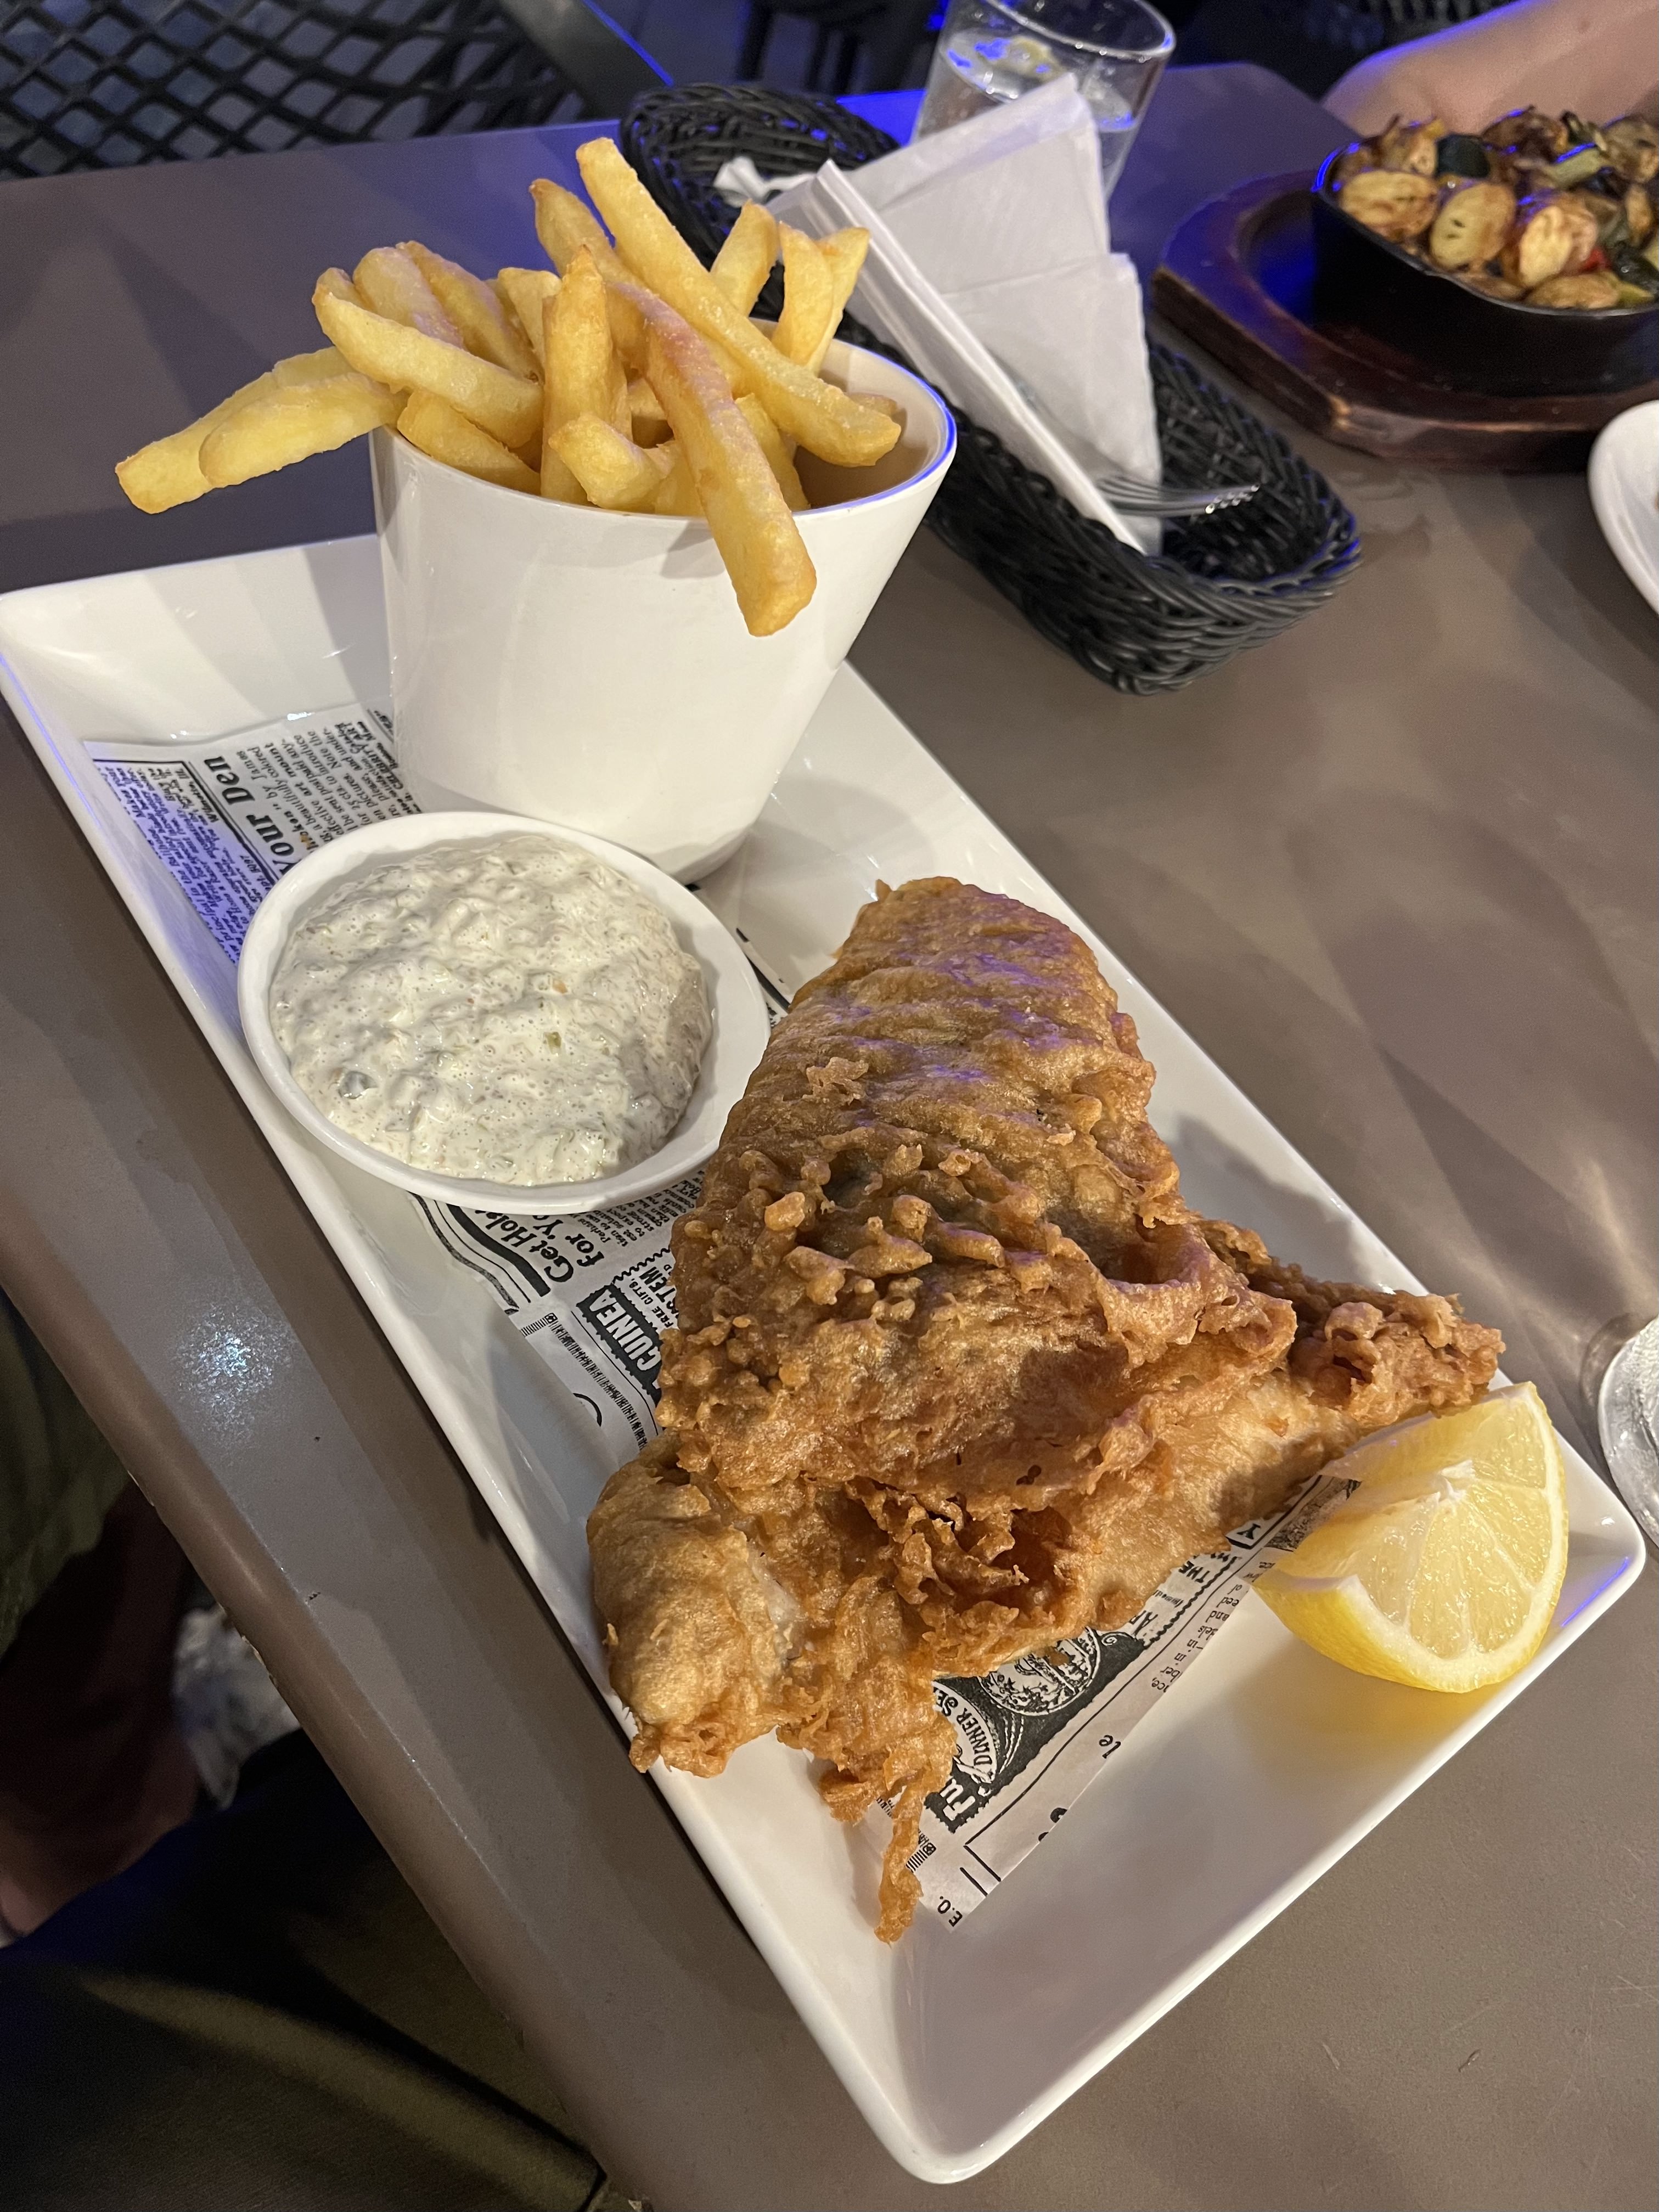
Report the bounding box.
[270,834,711,1186]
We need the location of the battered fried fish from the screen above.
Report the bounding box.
[588,880,1501,1939]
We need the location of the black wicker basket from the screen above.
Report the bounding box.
[622,86,1360,694]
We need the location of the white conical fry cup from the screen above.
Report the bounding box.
[372,336,954,880]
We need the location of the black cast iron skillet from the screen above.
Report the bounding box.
[1311,147,1659,397]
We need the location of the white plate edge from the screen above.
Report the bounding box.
[1588,399,1659,614]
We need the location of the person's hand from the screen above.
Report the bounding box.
[1326,0,1658,136]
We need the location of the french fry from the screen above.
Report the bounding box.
[530,173,617,272]
[735,394,807,512]
[352,247,463,345]
[651,442,700,517]
[627,376,671,446]
[119,173,873,628]
[777,226,869,370]
[775,226,835,367]
[531,176,751,391]
[575,139,897,468]
[398,389,541,492]
[402,241,538,378]
[270,347,353,382]
[538,251,625,503]
[316,268,365,310]
[550,415,673,510]
[539,269,593,504]
[711,200,779,313]
[313,273,542,449]
[115,347,348,513]
[638,291,815,635]
[852,391,903,423]
[542,249,629,437]
[495,267,561,369]
[538,438,584,501]
[806,226,869,373]
[198,373,401,488]
[529,178,647,372]
[539,442,584,502]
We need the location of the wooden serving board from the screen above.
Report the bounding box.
[1152,172,1658,471]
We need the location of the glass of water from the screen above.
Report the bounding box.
[915,0,1174,202]
[1598,1315,1659,1547]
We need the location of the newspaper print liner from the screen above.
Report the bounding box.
[89,703,1347,1928]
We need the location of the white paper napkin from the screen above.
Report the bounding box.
[845,73,1112,263]
[758,77,1161,549]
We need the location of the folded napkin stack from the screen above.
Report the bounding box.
[721,78,1161,550]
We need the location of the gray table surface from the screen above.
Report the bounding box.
[1,66,1654,2212]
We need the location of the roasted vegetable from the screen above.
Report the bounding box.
[1341,167,1439,242]
[1461,269,1526,301]
[1526,271,1622,309]
[1600,115,1659,185]
[1548,142,1607,189]
[1376,117,1444,176]
[1327,105,1659,318]
[1483,108,1570,160]
[1436,133,1490,179]
[1334,140,1380,184]
[1429,179,1516,269]
[1568,186,1628,246]
[1501,191,1600,286]
[1610,240,1659,298]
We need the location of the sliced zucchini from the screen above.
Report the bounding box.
[1526,271,1621,309]
[1568,187,1629,247]
[1334,141,1380,184]
[1483,108,1568,160]
[1610,241,1659,297]
[1376,119,1444,177]
[1340,168,1439,242]
[1435,134,1490,179]
[1429,179,1515,268]
[1601,116,1659,185]
[1501,192,1600,287]
[1549,143,1607,188]
[1460,269,1525,300]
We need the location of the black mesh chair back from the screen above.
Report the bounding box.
[737,0,936,99]
[1,0,668,182]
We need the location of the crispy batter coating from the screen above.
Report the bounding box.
[588,881,1502,1939]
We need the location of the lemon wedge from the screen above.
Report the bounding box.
[1255,1383,1568,1692]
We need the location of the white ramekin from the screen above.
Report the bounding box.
[237,809,769,1215]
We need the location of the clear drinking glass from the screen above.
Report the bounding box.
[914,0,1174,201]
[1597,1315,1659,1546]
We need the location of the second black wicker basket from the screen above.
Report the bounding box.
[622,85,1360,695]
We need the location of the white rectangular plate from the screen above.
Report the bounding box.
[0,537,1643,2185]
